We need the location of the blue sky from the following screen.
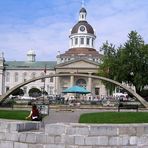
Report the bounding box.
[0,0,148,61]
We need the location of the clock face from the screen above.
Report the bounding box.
[80,26,85,32]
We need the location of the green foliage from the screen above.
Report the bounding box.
[79,112,148,123]
[140,89,148,97]
[11,88,24,96]
[98,31,148,94]
[28,87,41,97]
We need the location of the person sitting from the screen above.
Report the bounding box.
[26,104,40,121]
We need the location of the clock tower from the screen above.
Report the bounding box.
[56,6,102,64]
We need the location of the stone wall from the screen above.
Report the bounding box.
[0,121,148,148]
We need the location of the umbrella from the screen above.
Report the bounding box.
[62,85,90,94]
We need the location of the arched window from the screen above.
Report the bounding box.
[6,72,10,82]
[14,72,18,82]
[76,79,86,87]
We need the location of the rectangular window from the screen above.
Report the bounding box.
[50,77,53,83]
[49,86,53,95]
[71,38,73,46]
[15,73,18,82]
[80,38,84,44]
[6,72,10,82]
[92,38,94,46]
[75,38,78,45]
[87,38,90,45]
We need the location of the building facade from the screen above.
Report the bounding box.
[0,7,107,98]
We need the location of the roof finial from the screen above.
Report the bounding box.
[81,0,85,7]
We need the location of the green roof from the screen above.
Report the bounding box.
[5,61,57,70]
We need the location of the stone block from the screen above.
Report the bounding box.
[137,136,148,146]
[24,123,40,131]
[119,127,136,136]
[66,145,78,148]
[0,123,9,132]
[79,146,92,148]
[29,144,44,148]
[74,135,85,145]
[5,132,19,141]
[0,132,5,140]
[45,124,66,135]
[36,133,47,144]
[0,140,13,148]
[136,127,144,136]
[85,137,99,145]
[144,126,148,135]
[119,135,129,145]
[64,135,74,145]
[90,126,117,136]
[45,144,65,148]
[67,126,89,135]
[109,136,119,145]
[98,136,109,145]
[54,135,65,144]
[25,133,36,143]
[130,136,137,145]
[18,133,27,143]
[46,135,54,144]
[14,142,28,148]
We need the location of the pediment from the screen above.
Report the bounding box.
[56,59,99,69]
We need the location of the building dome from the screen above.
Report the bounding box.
[79,7,87,13]
[27,49,35,55]
[71,21,94,34]
[27,49,36,62]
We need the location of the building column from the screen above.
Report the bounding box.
[87,73,92,92]
[0,70,3,95]
[55,76,59,95]
[70,74,74,87]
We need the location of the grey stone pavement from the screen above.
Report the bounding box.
[42,109,115,124]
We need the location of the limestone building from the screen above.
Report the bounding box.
[0,7,107,98]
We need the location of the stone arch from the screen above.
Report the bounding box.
[0,73,148,108]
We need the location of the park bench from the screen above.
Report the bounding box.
[118,102,139,112]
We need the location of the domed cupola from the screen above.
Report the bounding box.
[69,7,96,49]
[27,49,36,62]
[79,7,87,21]
[57,6,102,64]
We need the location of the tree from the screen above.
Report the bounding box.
[119,31,148,93]
[28,88,41,97]
[98,31,148,95]
[11,88,24,96]
[98,41,118,94]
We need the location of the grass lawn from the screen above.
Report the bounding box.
[79,112,148,124]
[0,110,30,120]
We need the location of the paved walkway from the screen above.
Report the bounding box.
[43,109,113,124]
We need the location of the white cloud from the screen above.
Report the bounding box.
[0,0,148,61]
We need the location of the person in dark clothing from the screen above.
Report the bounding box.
[26,104,39,121]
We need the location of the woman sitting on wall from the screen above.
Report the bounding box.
[26,104,40,121]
